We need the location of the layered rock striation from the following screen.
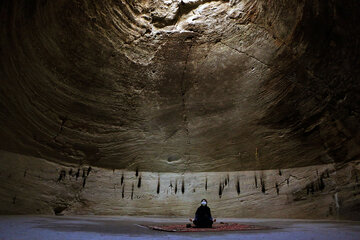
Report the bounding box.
[1,151,360,220]
[0,0,359,218]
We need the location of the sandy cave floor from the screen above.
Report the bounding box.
[0,216,360,240]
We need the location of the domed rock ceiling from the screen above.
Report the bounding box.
[0,0,359,218]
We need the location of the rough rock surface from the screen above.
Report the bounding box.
[0,0,359,218]
[1,0,359,172]
[1,150,360,219]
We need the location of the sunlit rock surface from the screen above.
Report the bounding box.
[0,0,359,218]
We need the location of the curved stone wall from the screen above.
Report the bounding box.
[1,151,359,220]
[0,0,359,218]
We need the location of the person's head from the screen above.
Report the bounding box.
[201,199,207,206]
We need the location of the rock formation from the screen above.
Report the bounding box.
[0,0,359,219]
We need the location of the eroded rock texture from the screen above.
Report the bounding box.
[0,0,359,218]
[1,151,360,220]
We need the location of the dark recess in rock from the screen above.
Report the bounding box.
[175,180,178,194]
[122,184,125,199]
[157,176,160,194]
[53,206,67,215]
[57,170,66,182]
[181,178,185,194]
[205,177,208,191]
[167,155,180,162]
[254,174,258,188]
[219,181,223,198]
[131,183,134,200]
[260,178,266,194]
[137,175,142,188]
[236,177,240,195]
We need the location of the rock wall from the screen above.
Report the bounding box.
[1,0,359,219]
[1,151,359,220]
[1,0,359,172]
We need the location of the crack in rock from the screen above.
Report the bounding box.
[220,41,271,67]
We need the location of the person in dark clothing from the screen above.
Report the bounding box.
[189,199,215,228]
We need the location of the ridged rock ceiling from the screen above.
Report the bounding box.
[0,0,359,172]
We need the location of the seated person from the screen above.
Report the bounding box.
[189,199,215,228]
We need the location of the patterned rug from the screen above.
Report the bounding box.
[147,223,273,232]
